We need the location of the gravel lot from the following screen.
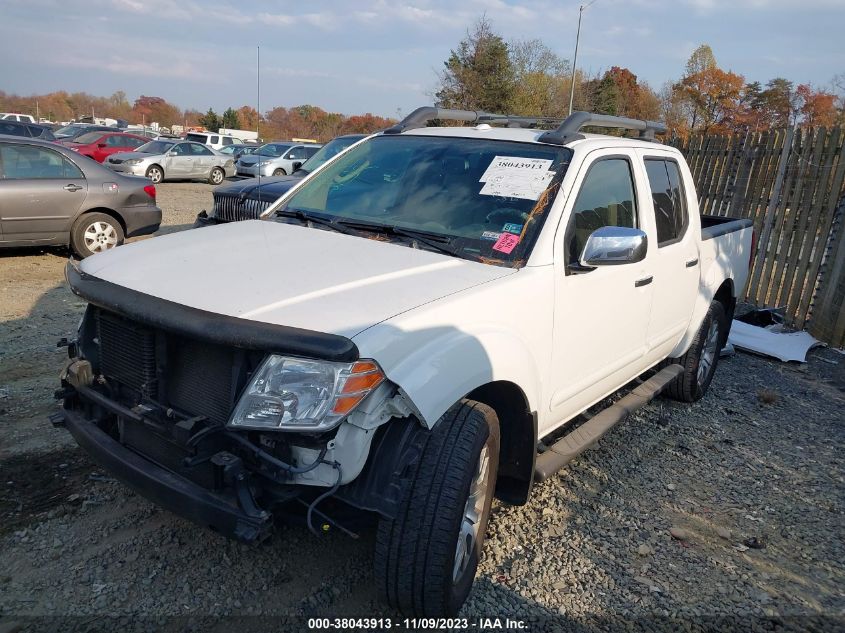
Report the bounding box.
[1,182,843,631]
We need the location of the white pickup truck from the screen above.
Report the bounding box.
[55,108,753,616]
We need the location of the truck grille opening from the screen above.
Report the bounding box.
[92,308,255,424]
[212,192,271,222]
[96,310,157,397]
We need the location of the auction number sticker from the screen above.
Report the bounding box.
[478,156,555,200]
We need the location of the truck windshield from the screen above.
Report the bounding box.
[273,134,572,265]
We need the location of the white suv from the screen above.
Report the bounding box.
[184,131,243,151]
[1,113,36,124]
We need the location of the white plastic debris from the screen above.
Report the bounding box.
[728,320,823,363]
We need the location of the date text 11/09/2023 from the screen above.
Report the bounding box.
[307,617,528,630]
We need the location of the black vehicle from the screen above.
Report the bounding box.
[195,134,366,226]
[54,124,116,141]
[0,120,56,140]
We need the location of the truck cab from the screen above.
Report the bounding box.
[55,108,753,617]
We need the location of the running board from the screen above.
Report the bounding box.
[534,365,683,482]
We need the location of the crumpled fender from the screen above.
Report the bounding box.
[359,324,542,429]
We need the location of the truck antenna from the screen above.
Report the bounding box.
[256,44,261,195]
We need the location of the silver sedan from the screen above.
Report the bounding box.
[106,140,235,184]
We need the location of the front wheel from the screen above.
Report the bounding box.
[209,167,225,185]
[374,400,500,616]
[70,212,124,258]
[146,165,163,184]
[272,168,287,176]
[665,301,727,402]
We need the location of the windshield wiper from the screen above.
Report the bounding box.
[335,219,474,260]
[275,209,358,236]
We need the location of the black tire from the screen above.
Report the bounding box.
[375,400,500,617]
[70,212,124,258]
[665,301,727,402]
[208,167,225,185]
[146,164,163,183]
[272,168,287,176]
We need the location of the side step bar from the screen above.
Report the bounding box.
[534,365,683,482]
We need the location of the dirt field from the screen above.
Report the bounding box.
[1,184,843,631]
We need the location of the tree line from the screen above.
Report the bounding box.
[0,90,394,142]
[436,17,845,137]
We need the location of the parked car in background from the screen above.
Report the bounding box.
[60,131,150,163]
[184,131,243,150]
[217,143,258,161]
[125,128,160,139]
[235,141,322,177]
[0,121,56,140]
[54,124,116,141]
[0,136,161,257]
[197,134,366,225]
[1,113,37,123]
[106,139,235,184]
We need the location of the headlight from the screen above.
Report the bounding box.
[125,158,143,165]
[228,356,385,432]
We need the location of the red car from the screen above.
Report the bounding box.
[60,131,150,163]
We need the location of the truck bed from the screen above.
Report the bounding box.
[701,214,753,240]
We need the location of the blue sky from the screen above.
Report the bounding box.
[2,0,843,117]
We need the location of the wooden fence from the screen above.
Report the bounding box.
[671,127,845,348]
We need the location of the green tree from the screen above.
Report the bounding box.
[221,107,240,129]
[508,38,570,117]
[435,16,514,113]
[760,78,797,127]
[199,108,221,132]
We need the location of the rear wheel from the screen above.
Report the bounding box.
[209,167,225,185]
[70,212,124,258]
[665,301,727,402]
[374,400,499,616]
[272,168,287,176]
[146,165,163,184]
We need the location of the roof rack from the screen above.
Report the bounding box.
[538,111,667,144]
[384,106,667,145]
[383,106,563,134]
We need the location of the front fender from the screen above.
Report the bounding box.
[363,325,541,429]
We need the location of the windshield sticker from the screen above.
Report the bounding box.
[502,223,523,235]
[481,231,501,241]
[479,156,553,182]
[479,170,555,201]
[492,232,520,254]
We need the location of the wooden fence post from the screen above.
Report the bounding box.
[748,126,795,301]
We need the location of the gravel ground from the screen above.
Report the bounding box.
[1,183,843,632]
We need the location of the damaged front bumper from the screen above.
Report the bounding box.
[53,406,273,542]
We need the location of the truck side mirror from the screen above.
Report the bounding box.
[580,226,647,267]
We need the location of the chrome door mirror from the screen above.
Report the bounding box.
[580,226,647,267]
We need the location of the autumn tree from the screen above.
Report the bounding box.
[589,67,660,121]
[759,78,797,127]
[673,45,744,133]
[132,96,180,126]
[237,106,260,130]
[435,16,514,113]
[796,84,838,126]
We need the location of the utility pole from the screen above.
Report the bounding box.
[568,1,597,116]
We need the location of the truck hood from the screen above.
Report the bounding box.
[215,174,302,202]
[79,220,516,339]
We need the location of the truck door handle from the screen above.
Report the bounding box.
[686,258,699,268]
[63,184,83,192]
[634,276,653,287]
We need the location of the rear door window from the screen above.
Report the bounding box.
[565,157,638,265]
[644,159,688,246]
[0,144,84,179]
